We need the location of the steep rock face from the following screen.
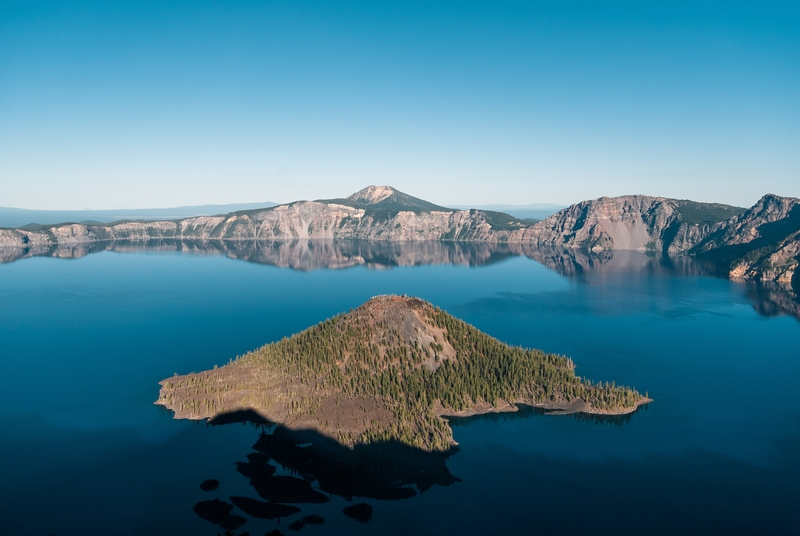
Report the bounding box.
[692,194,800,284]
[506,195,749,256]
[0,199,513,246]
[665,221,724,255]
[694,194,798,248]
[511,195,683,252]
[0,228,52,247]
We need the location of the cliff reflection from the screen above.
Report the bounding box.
[0,238,515,270]
[1,238,796,320]
[447,403,640,428]
[519,246,800,320]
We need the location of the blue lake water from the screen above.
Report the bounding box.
[0,242,798,535]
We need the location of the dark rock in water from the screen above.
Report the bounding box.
[192,498,247,530]
[245,452,271,465]
[250,426,459,501]
[302,514,324,525]
[193,498,231,522]
[229,496,301,519]
[287,515,324,531]
[235,458,329,504]
[200,479,220,491]
[342,502,372,522]
[265,531,286,536]
[219,514,247,531]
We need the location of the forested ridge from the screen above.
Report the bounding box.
[158,296,648,451]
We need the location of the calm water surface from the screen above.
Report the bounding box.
[0,243,798,535]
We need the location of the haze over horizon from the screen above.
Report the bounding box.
[2,1,797,210]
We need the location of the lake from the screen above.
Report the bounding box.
[0,240,798,535]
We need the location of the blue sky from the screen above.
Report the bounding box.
[1,1,797,209]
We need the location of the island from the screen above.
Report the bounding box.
[156,295,650,451]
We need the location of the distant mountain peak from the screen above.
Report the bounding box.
[347,185,397,205]
[326,186,451,213]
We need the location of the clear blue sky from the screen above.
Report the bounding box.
[1,1,797,209]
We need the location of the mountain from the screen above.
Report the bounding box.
[156,295,649,451]
[690,194,800,285]
[322,185,452,212]
[0,185,531,246]
[507,193,799,286]
[505,195,746,253]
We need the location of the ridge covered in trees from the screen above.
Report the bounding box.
[157,296,649,451]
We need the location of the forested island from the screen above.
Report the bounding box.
[157,296,650,451]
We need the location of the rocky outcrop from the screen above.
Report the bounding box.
[507,195,739,254]
[0,202,514,245]
[503,193,800,287]
[689,194,800,285]
[514,195,672,251]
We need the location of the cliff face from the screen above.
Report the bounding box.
[0,200,515,245]
[511,195,739,255]
[514,195,679,251]
[690,194,800,285]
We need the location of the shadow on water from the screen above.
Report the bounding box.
[192,409,461,532]
[191,405,650,533]
[447,403,642,428]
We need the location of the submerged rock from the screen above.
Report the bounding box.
[199,479,219,491]
[229,496,301,519]
[192,498,246,530]
[342,502,373,522]
[287,514,325,531]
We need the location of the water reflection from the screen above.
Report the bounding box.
[447,403,640,428]
[193,418,459,532]
[192,405,648,533]
[1,238,797,319]
[0,239,515,269]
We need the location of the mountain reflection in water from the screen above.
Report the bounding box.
[2,238,797,320]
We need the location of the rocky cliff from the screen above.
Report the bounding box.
[0,187,529,246]
[508,195,742,254]
[689,194,800,285]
